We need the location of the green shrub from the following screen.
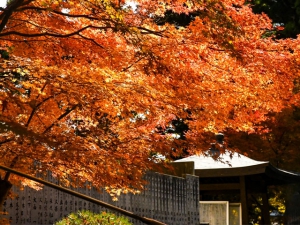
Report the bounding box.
[55,210,133,225]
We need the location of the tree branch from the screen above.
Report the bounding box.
[25,95,54,127]
[43,104,79,134]
[137,26,165,37]
[20,0,35,6]
[17,6,110,22]
[0,119,59,147]
[0,0,25,32]
[1,5,165,39]
[0,25,112,38]
[78,34,104,49]
[121,56,145,72]
[0,138,14,145]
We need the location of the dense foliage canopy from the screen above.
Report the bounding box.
[0,0,300,196]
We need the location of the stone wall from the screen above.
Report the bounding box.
[2,172,200,225]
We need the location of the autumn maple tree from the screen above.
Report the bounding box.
[0,0,300,210]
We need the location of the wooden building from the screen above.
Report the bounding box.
[174,151,300,224]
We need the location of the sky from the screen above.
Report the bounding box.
[0,1,7,8]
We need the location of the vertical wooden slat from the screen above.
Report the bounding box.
[261,192,271,224]
[240,176,248,225]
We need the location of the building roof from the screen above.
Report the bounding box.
[174,151,268,170]
[173,151,300,184]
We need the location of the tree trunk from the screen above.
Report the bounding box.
[0,179,12,211]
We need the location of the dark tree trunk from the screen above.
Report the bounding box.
[0,179,12,211]
[0,157,18,208]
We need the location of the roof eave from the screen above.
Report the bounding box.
[195,163,269,177]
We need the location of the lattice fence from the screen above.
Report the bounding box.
[2,172,199,225]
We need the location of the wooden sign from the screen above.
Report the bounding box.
[200,201,229,225]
